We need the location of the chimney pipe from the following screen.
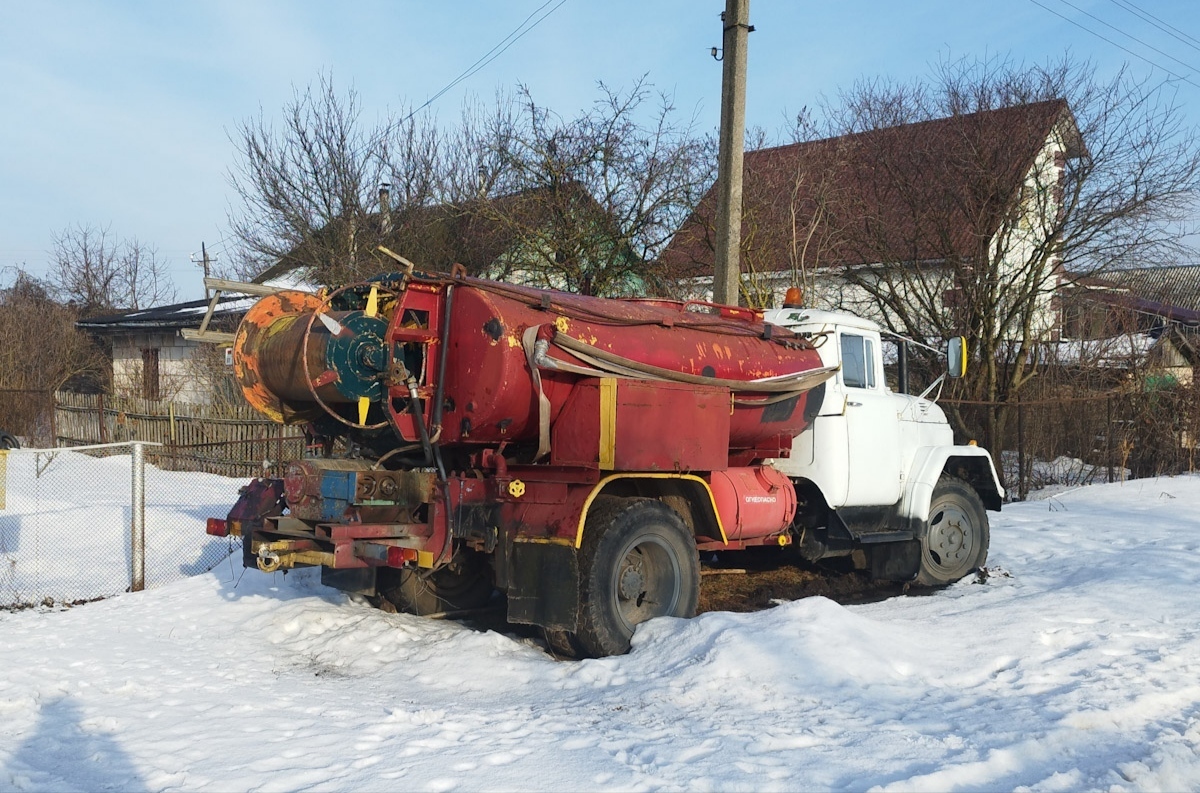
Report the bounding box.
[378,183,392,235]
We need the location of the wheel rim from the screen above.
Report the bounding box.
[610,535,682,634]
[925,501,976,576]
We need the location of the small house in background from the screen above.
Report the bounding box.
[1062,265,1200,339]
[76,295,249,404]
[75,263,314,405]
[1058,264,1200,388]
[269,182,644,297]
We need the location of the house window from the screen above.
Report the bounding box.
[141,348,160,400]
[841,334,875,389]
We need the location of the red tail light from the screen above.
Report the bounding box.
[387,546,417,566]
[206,518,229,537]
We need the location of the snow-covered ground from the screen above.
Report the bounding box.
[3,462,1200,790]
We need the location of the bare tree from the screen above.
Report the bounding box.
[806,55,1200,450]
[443,92,522,203]
[228,75,714,296]
[478,79,715,297]
[227,73,455,284]
[0,268,106,392]
[48,224,175,316]
[741,126,852,309]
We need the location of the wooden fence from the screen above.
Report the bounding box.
[944,386,1200,500]
[54,392,306,478]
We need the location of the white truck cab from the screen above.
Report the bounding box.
[763,307,1004,585]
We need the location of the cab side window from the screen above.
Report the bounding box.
[840,333,876,389]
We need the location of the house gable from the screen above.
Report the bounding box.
[661,100,1081,313]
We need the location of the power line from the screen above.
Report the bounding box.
[202,233,234,259]
[1028,0,1200,90]
[402,0,570,123]
[344,0,569,166]
[1106,0,1200,53]
[1049,0,1200,77]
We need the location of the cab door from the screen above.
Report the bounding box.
[839,332,902,506]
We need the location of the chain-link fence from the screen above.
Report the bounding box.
[0,442,242,609]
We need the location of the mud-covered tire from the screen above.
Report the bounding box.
[916,476,989,586]
[563,496,700,658]
[377,550,494,615]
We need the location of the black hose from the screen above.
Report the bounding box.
[431,285,454,435]
[407,382,435,467]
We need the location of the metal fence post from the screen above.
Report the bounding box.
[131,442,145,592]
[98,393,108,443]
[1017,397,1027,502]
[1106,394,1114,484]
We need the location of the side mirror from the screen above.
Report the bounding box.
[946,337,968,378]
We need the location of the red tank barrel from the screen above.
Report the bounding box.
[419,278,831,452]
[232,273,834,463]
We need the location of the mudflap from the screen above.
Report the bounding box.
[867,539,921,581]
[506,541,579,632]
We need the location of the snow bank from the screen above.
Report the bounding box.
[2,473,1200,790]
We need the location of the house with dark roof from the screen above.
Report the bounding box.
[1057,264,1200,386]
[76,295,250,403]
[661,100,1084,339]
[264,181,643,295]
[1062,265,1200,338]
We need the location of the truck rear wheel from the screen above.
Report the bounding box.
[377,550,494,616]
[916,476,989,586]
[555,497,700,658]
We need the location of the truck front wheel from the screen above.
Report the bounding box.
[555,497,700,658]
[916,476,989,586]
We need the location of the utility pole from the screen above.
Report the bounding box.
[192,242,216,299]
[713,0,752,306]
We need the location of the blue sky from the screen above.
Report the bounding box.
[2,0,1199,299]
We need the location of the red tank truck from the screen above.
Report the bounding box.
[206,263,836,657]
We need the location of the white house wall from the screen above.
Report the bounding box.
[986,123,1070,342]
[110,331,225,404]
